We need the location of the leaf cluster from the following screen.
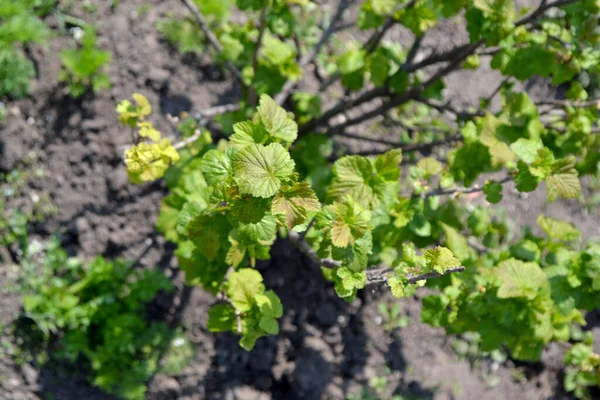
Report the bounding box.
[117,93,181,183]
[16,237,173,400]
[0,0,55,98]
[59,25,111,97]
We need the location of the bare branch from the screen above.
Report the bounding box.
[288,231,466,288]
[274,0,350,105]
[319,0,418,92]
[173,103,240,149]
[417,176,513,199]
[180,0,246,86]
[536,98,600,108]
[248,6,269,107]
[515,0,582,27]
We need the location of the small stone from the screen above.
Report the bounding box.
[152,375,180,399]
[147,67,170,90]
[81,118,107,132]
[74,217,90,234]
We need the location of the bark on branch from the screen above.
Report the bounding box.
[288,231,466,288]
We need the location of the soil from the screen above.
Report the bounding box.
[1,1,599,400]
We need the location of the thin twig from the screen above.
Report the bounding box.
[274,0,350,105]
[180,0,246,86]
[319,0,417,92]
[417,176,513,199]
[288,231,466,287]
[191,103,241,119]
[173,103,240,149]
[515,0,581,27]
[536,98,600,108]
[248,6,269,107]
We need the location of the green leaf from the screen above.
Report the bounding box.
[271,182,321,230]
[257,94,298,142]
[389,70,409,93]
[423,247,461,274]
[207,304,237,332]
[388,276,407,298]
[370,0,396,15]
[421,295,450,326]
[338,49,365,75]
[494,258,548,300]
[227,268,265,312]
[187,215,224,261]
[256,290,283,335]
[329,199,371,248]
[201,149,233,184]
[230,121,268,148]
[546,157,581,202]
[515,161,539,192]
[441,223,472,261]
[328,155,387,208]
[231,196,271,224]
[537,215,581,241]
[374,149,402,181]
[336,267,366,291]
[233,143,296,198]
[226,232,247,268]
[483,181,503,204]
[417,157,442,178]
[238,214,278,244]
[510,138,543,163]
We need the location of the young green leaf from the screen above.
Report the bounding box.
[227,268,265,312]
[271,181,321,230]
[233,143,296,198]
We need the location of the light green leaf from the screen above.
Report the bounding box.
[388,276,407,298]
[336,267,366,290]
[238,214,278,244]
[423,246,461,274]
[233,143,295,198]
[510,138,543,163]
[417,157,442,178]
[227,268,265,312]
[371,0,396,15]
[201,149,233,184]
[494,258,548,300]
[272,182,321,230]
[257,94,298,142]
[537,215,581,241]
[328,155,387,208]
[546,157,581,202]
[230,121,268,149]
[226,231,246,268]
[441,223,472,261]
[329,199,371,248]
[374,149,402,181]
[338,49,365,75]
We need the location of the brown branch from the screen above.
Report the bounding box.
[515,0,582,27]
[180,0,246,86]
[274,0,350,105]
[173,103,240,149]
[536,98,600,108]
[248,6,269,107]
[288,231,466,287]
[417,176,513,199]
[318,0,418,92]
